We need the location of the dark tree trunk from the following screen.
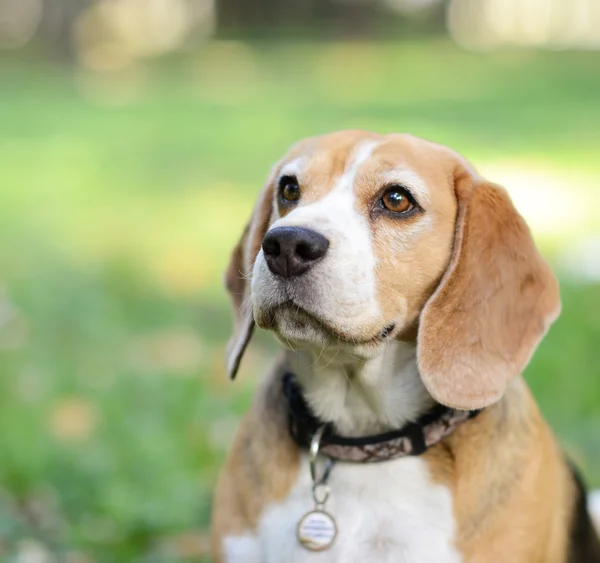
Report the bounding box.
[216,0,381,36]
[37,0,96,61]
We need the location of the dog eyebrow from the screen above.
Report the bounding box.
[379,168,430,207]
[279,158,304,180]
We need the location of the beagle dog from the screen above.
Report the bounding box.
[211,131,600,562]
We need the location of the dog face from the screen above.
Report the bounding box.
[225,131,561,410]
[251,131,457,356]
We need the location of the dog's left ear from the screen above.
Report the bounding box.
[417,164,561,410]
[224,179,275,379]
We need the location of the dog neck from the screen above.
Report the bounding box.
[285,340,435,437]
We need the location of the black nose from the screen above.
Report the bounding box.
[262,227,329,278]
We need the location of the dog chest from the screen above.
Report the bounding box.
[222,455,462,563]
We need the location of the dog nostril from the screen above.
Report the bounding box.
[296,243,315,260]
[296,235,329,261]
[262,237,281,257]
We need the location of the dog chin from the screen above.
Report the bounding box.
[255,305,331,345]
[255,305,395,358]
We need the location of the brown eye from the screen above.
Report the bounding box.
[381,188,414,214]
[279,176,300,203]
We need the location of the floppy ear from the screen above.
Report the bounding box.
[417,165,561,410]
[224,180,275,379]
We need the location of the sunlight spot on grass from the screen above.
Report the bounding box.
[478,161,600,247]
[21,180,253,296]
[560,237,600,281]
[155,250,214,297]
[16,539,52,563]
[49,398,97,444]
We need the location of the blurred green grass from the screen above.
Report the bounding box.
[0,39,600,561]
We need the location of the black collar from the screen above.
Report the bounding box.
[283,372,480,463]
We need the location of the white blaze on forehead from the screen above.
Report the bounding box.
[339,139,381,192]
[276,138,381,232]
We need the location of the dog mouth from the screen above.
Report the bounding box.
[261,301,396,347]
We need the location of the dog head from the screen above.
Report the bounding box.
[224,131,560,410]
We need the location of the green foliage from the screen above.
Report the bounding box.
[0,40,599,560]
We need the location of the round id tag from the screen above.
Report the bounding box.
[297,509,337,551]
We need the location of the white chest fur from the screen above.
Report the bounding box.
[223,454,462,563]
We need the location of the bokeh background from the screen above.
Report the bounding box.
[0,0,599,560]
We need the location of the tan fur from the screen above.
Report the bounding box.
[365,137,460,333]
[211,361,298,561]
[425,377,573,562]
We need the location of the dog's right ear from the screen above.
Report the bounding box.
[224,178,275,379]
